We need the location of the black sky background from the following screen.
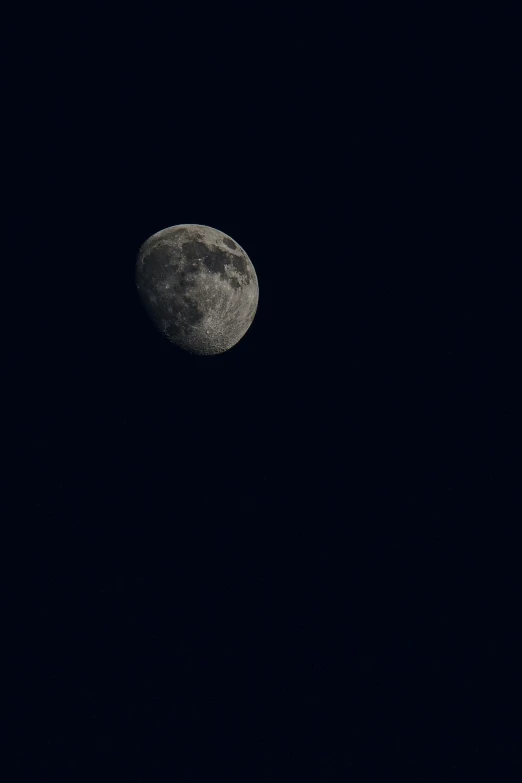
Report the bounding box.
[5,4,519,781]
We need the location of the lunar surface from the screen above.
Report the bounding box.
[136,224,259,355]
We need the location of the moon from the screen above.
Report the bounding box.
[136,224,259,355]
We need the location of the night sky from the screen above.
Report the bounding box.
[6,5,518,782]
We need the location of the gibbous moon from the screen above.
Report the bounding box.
[136,224,259,355]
